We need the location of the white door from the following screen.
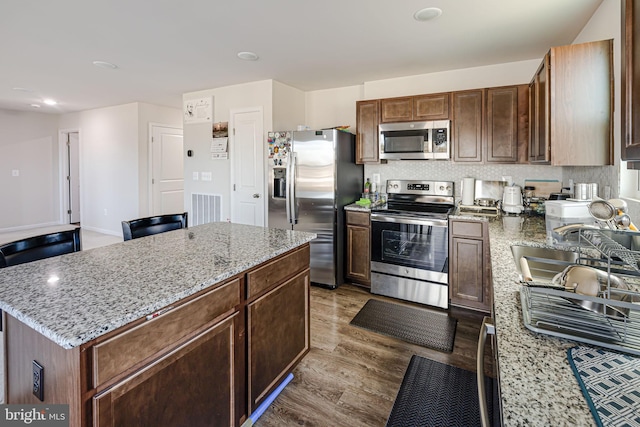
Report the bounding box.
[230,108,264,226]
[151,125,184,215]
[67,132,80,223]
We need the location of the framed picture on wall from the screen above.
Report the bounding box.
[184,97,213,123]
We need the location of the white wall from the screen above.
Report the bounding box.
[305,85,363,131]
[72,103,139,235]
[0,109,60,230]
[183,80,273,222]
[273,81,305,131]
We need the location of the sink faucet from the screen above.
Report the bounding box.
[553,223,599,236]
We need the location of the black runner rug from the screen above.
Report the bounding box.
[350,299,457,352]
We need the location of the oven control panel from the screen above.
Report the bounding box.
[386,180,454,197]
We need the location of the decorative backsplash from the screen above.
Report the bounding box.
[364,162,619,201]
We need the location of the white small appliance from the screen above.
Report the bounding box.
[502,185,523,214]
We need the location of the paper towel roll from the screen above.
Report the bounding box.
[462,178,475,206]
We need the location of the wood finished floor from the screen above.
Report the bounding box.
[257,284,494,427]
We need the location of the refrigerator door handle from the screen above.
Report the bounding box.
[285,152,292,224]
[289,152,298,224]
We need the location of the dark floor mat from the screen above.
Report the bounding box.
[350,299,457,352]
[386,355,497,427]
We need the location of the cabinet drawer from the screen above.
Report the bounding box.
[93,278,240,388]
[247,244,310,299]
[346,211,370,227]
[451,220,484,238]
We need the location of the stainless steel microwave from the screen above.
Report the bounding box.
[379,120,450,160]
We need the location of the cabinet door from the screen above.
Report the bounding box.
[380,97,413,122]
[622,0,640,161]
[530,56,550,163]
[453,90,483,162]
[450,237,487,311]
[413,93,450,120]
[248,269,310,414]
[94,314,239,427]
[346,224,371,286]
[356,100,380,164]
[486,86,518,163]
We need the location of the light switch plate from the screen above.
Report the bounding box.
[192,172,199,181]
[372,173,381,184]
[12,170,19,177]
[201,172,212,181]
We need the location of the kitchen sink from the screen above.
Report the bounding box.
[511,245,579,281]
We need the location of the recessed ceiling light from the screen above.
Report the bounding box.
[414,7,442,22]
[92,60,118,69]
[30,104,41,108]
[43,99,57,106]
[237,51,259,61]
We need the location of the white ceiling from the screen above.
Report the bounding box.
[0,0,604,114]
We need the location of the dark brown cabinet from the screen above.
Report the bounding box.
[622,0,640,162]
[93,315,238,427]
[247,268,310,414]
[529,39,613,166]
[345,210,371,287]
[355,100,380,164]
[380,93,450,123]
[486,86,519,163]
[449,220,491,313]
[529,57,550,163]
[453,86,528,164]
[452,90,484,162]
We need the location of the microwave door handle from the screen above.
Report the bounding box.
[477,316,495,427]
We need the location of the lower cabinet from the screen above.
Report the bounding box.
[247,269,310,413]
[93,314,239,427]
[449,219,491,312]
[345,210,371,287]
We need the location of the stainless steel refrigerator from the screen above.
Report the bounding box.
[267,129,363,289]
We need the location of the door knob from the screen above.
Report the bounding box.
[253,193,260,198]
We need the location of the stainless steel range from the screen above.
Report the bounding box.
[370,180,455,308]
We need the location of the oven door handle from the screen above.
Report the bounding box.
[370,214,447,227]
[477,316,495,427]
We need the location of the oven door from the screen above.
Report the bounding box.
[370,214,448,282]
[370,213,449,308]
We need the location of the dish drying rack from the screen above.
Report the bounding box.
[520,228,640,356]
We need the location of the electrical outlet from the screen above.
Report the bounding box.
[192,171,199,181]
[372,173,381,185]
[103,209,108,216]
[33,360,44,401]
[502,176,512,185]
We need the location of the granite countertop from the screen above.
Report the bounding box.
[0,223,316,349]
[455,213,595,426]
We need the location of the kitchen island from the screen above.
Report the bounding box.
[451,213,596,426]
[0,222,316,426]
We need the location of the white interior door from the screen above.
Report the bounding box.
[230,108,264,226]
[151,125,184,215]
[67,132,80,223]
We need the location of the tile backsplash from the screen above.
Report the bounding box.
[364,162,619,200]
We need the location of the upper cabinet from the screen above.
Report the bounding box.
[356,100,380,164]
[452,90,484,162]
[380,93,450,123]
[622,0,640,162]
[530,39,613,166]
[452,85,528,164]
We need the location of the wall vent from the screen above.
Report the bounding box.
[191,193,222,226]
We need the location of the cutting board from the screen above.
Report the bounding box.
[524,179,562,198]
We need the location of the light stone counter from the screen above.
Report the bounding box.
[452,213,595,426]
[0,222,316,349]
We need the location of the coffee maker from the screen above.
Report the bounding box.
[502,185,523,214]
